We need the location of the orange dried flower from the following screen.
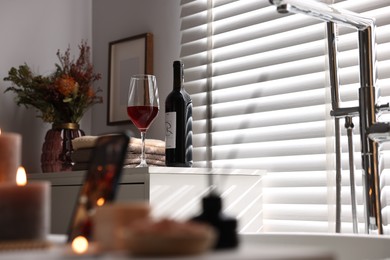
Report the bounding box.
[87,87,94,98]
[56,75,77,97]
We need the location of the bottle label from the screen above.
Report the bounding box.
[165,112,176,148]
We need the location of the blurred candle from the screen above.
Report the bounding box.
[0,129,21,183]
[0,167,50,241]
[72,236,89,254]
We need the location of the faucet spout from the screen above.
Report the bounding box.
[269,0,374,29]
[270,0,381,234]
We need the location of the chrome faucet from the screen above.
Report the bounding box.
[269,0,383,234]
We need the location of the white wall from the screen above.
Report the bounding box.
[91,0,181,141]
[0,0,92,173]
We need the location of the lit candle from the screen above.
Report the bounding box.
[0,167,50,241]
[0,129,21,183]
[72,236,89,254]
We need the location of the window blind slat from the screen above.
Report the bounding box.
[211,122,326,145]
[213,22,325,53]
[211,105,326,131]
[262,171,363,187]
[211,89,325,118]
[264,205,365,222]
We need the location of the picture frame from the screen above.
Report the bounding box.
[107,33,153,125]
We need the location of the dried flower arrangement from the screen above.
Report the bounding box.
[3,41,102,124]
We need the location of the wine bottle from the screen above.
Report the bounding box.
[165,60,193,167]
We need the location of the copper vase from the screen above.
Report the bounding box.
[41,123,85,173]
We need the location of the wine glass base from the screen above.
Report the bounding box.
[136,162,148,168]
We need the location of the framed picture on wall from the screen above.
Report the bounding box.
[107,33,153,125]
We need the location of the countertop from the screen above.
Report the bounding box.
[0,235,333,260]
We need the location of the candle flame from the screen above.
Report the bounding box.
[97,197,105,206]
[16,167,27,186]
[0,129,2,135]
[72,236,89,254]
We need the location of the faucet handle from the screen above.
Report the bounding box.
[376,103,390,114]
[367,122,390,143]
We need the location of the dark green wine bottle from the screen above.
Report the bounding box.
[165,60,193,167]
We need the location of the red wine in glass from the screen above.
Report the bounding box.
[127,106,159,132]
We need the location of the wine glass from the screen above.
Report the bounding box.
[127,74,160,167]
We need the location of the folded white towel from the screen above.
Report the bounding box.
[124,158,165,166]
[72,135,97,150]
[129,137,165,148]
[127,153,165,162]
[72,136,165,155]
[127,141,165,155]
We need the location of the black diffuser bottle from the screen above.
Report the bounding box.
[165,60,193,167]
[191,172,239,250]
[191,191,239,249]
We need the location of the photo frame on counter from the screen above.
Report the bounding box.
[107,33,153,125]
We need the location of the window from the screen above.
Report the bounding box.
[180,0,390,233]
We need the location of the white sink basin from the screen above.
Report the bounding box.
[242,233,390,260]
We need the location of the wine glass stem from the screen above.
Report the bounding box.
[140,131,147,166]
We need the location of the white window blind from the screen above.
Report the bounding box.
[180,0,390,233]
